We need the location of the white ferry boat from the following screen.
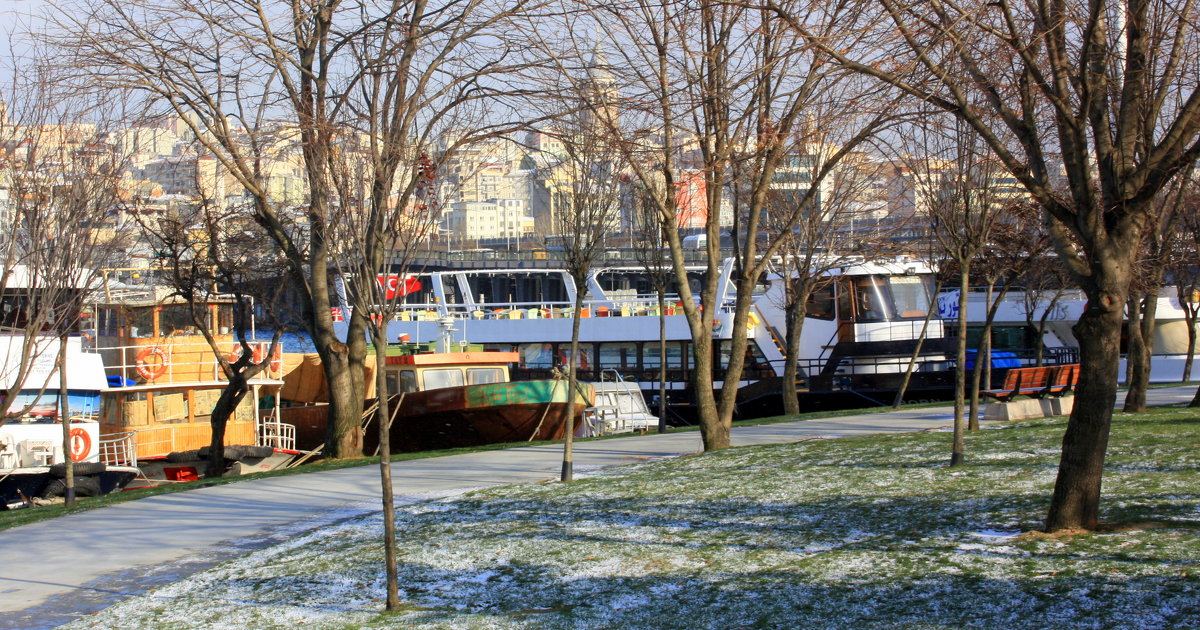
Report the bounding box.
[334,256,956,419]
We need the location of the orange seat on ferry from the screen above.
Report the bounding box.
[595,306,610,317]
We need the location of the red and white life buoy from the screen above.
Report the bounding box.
[68,427,92,462]
[135,346,169,381]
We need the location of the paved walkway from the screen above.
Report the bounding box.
[0,386,1194,628]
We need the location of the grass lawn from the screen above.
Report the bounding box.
[66,406,1200,629]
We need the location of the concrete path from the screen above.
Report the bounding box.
[0,386,1193,628]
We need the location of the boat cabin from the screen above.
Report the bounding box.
[88,294,289,462]
[381,351,519,397]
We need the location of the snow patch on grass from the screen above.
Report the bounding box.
[64,410,1200,629]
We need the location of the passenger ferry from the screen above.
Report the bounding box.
[334,256,955,419]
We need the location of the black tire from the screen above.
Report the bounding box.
[74,476,101,497]
[39,477,100,498]
[198,445,245,461]
[239,445,274,459]
[40,479,67,498]
[166,450,201,463]
[49,462,106,478]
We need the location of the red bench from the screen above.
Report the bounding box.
[983,364,1080,402]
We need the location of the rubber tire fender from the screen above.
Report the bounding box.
[49,462,106,478]
[40,476,101,498]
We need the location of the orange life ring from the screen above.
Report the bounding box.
[135,346,168,381]
[269,345,282,374]
[229,343,268,365]
[68,427,92,462]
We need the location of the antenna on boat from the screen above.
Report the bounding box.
[437,317,459,353]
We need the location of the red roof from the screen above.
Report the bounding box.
[385,351,520,366]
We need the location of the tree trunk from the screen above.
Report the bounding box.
[657,288,668,433]
[206,376,249,479]
[56,337,74,508]
[967,282,993,431]
[371,328,399,610]
[1123,296,1143,407]
[1127,287,1161,412]
[951,267,969,466]
[1045,295,1124,531]
[715,271,760,445]
[781,294,804,416]
[561,288,585,482]
[1183,306,1197,383]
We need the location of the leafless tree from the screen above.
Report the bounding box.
[137,199,286,478]
[627,176,673,431]
[770,0,1200,530]
[1123,169,1190,411]
[1169,176,1200,385]
[765,150,891,416]
[898,121,1007,465]
[966,202,1048,428]
[532,112,624,481]
[0,68,129,505]
[528,0,898,451]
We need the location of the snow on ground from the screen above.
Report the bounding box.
[64,411,1200,629]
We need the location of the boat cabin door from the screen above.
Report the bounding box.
[837,276,889,343]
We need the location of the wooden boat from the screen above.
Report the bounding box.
[283,348,593,453]
[88,291,294,462]
[367,350,593,453]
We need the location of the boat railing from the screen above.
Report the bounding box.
[258,420,296,451]
[99,431,138,467]
[95,340,284,386]
[580,406,629,437]
[347,297,736,322]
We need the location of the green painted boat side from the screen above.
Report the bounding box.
[365,379,595,453]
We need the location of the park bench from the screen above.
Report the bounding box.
[982,363,1080,402]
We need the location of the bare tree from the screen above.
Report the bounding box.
[53,0,369,459]
[530,0,899,451]
[1169,176,1200,384]
[0,68,129,505]
[771,0,1200,530]
[899,122,1007,465]
[534,111,624,481]
[766,150,890,416]
[1123,169,1190,411]
[136,198,286,479]
[627,177,672,431]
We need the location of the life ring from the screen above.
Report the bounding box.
[68,427,92,461]
[269,345,282,374]
[135,346,169,381]
[228,343,267,364]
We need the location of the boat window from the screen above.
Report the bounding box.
[520,343,555,368]
[597,342,638,369]
[806,283,835,320]
[422,368,464,390]
[642,342,682,369]
[752,276,771,296]
[888,276,934,319]
[560,344,593,370]
[385,372,399,397]
[441,277,463,304]
[853,276,892,321]
[467,367,504,385]
[399,371,418,393]
[126,307,155,338]
[159,304,202,336]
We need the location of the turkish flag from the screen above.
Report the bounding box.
[376,274,422,300]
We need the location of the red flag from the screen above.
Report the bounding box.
[376,274,422,300]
